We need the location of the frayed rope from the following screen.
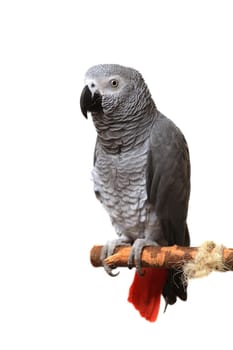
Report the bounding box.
[183,241,227,281]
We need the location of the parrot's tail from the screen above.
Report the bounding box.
[128,268,168,322]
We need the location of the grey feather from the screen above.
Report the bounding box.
[146,111,190,245]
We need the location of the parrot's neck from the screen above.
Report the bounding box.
[92,103,157,154]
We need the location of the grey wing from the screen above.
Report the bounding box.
[146,112,191,246]
[146,112,191,305]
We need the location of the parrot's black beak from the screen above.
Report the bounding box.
[80,85,103,118]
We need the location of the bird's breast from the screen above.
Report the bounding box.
[92,141,159,240]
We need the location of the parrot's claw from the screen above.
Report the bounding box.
[128,238,158,275]
[163,300,169,313]
[103,264,120,277]
[101,239,131,276]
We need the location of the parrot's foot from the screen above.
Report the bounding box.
[101,238,131,277]
[128,238,159,276]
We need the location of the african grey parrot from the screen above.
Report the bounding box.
[80,64,190,322]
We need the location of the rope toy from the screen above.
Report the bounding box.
[183,241,227,280]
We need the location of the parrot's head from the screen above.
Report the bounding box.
[80,64,154,120]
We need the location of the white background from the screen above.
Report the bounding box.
[0,0,233,349]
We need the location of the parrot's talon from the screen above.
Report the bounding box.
[101,239,131,276]
[163,301,169,313]
[128,238,158,274]
[108,269,120,277]
[103,263,120,277]
[127,255,134,270]
[111,270,120,277]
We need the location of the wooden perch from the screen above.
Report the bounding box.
[90,242,233,278]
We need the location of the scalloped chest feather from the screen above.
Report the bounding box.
[92,140,163,243]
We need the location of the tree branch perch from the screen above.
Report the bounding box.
[90,242,233,278]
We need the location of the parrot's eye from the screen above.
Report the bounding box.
[110,79,119,88]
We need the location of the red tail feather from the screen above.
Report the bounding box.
[128,268,168,322]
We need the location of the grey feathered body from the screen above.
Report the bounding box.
[92,106,190,250]
[92,135,165,244]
